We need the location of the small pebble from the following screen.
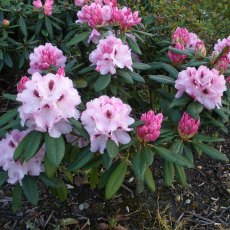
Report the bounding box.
[197,165,202,170]
[79,202,89,211]
[185,199,191,205]
[175,195,181,202]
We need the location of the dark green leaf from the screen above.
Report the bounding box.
[0,108,18,127]
[187,102,203,120]
[22,176,39,205]
[106,140,119,158]
[163,161,175,187]
[174,164,187,187]
[18,17,27,37]
[117,70,133,84]
[0,171,8,187]
[149,75,175,85]
[68,118,89,140]
[66,32,90,46]
[45,17,53,39]
[127,36,142,55]
[12,184,22,213]
[144,167,156,192]
[133,149,146,180]
[129,72,145,83]
[132,62,151,70]
[94,74,111,91]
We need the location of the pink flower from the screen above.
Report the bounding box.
[137,110,163,142]
[167,43,187,65]
[88,28,101,44]
[2,19,10,27]
[28,43,67,74]
[89,35,133,75]
[186,32,201,49]
[76,3,111,28]
[43,0,54,16]
[17,76,30,93]
[81,96,134,153]
[111,7,141,31]
[74,0,87,6]
[17,73,81,138]
[175,66,226,110]
[226,76,230,83]
[195,41,206,58]
[33,0,42,9]
[172,27,190,46]
[214,55,229,74]
[0,129,45,185]
[56,67,65,76]
[178,112,200,139]
[214,36,230,55]
[33,0,54,15]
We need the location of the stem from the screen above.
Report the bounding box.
[136,177,144,194]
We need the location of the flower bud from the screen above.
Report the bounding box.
[137,110,163,142]
[56,67,65,76]
[195,41,206,59]
[226,76,230,84]
[17,76,30,93]
[214,55,229,74]
[210,51,219,64]
[2,19,10,27]
[168,43,187,65]
[178,112,200,139]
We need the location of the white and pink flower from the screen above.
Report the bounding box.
[17,76,30,93]
[175,66,226,110]
[28,43,67,74]
[81,96,134,153]
[33,0,54,16]
[89,35,133,75]
[17,73,81,138]
[0,129,44,185]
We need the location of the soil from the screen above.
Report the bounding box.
[0,69,229,230]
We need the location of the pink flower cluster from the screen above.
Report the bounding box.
[175,66,226,110]
[137,110,163,142]
[17,73,81,138]
[81,96,134,153]
[212,36,230,73]
[0,130,44,185]
[33,0,54,16]
[76,0,141,32]
[28,43,67,75]
[178,112,200,139]
[89,35,133,75]
[168,27,206,64]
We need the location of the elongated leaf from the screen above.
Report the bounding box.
[106,140,119,158]
[193,134,224,143]
[13,133,28,160]
[168,47,191,56]
[161,63,178,79]
[117,70,134,84]
[129,120,145,128]
[94,74,111,91]
[133,149,146,180]
[68,118,89,140]
[3,94,17,101]
[68,147,94,171]
[149,75,175,85]
[127,36,142,55]
[183,145,194,166]
[0,108,18,127]
[187,102,203,120]
[0,171,8,187]
[132,62,151,70]
[45,134,65,170]
[22,176,39,205]
[66,32,90,46]
[105,160,127,199]
[163,161,175,187]
[50,179,67,201]
[129,72,145,83]
[12,184,22,213]
[154,146,192,168]
[18,17,27,37]
[144,167,156,192]
[102,151,113,170]
[45,16,53,39]
[39,173,63,188]
[78,65,95,75]
[174,164,187,187]
[4,53,13,68]
[24,131,43,161]
[142,146,154,166]
[193,142,229,162]
[169,97,191,108]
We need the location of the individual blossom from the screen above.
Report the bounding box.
[89,35,133,75]
[33,0,54,16]
[137,110,163,142]
[88,28,101,44]
[111,7,141,31]
[0,129,45,185]
[74,0,87,7]
[56,67,65,76]
[28,43,66,74]
[214,55,229,74]
[17,73,81,138]
[81,96,134,153]
[178,112,200,139]
[2,19,10,27]
[17,76,30,93]
[195,40,206,59]
[175,65,226,110]
[167,43,187,65]
[186,32,201,50]
[76,3,112,28]
[214,36,230,56]
[172,27,190,46]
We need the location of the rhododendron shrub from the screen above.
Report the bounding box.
[0,0,229,211]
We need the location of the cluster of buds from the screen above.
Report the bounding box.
[2,19,10,27]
